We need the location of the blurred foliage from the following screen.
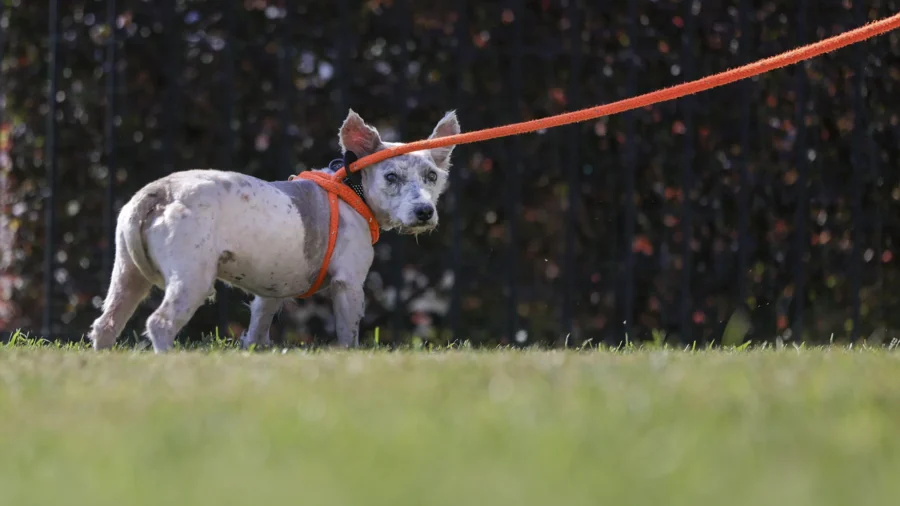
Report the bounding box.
[1,0,900,346]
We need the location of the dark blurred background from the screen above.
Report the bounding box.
[1,0,899,347]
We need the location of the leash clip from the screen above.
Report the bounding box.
[340,151,361,183]
[339,151,366,203]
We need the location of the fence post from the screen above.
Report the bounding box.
[736,0,754,314]
[506,0,524,344]
[388,0,412,343]
[42,0,60,337]
[335,0,350,116]
[679,0,697,342]
[163,0,180,174]
[868,5,884,337]
[622,0,638,343]
[871,111,884,338]
[216,0,238,336]
[278,4,294,179]
[0,0,12,335]
[790,0,809,342]
[103,0,118,282]
[449,0,470,343]
[849,0,868,342]
[561,0,583,343]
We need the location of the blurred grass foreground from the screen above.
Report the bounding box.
[1,346,899,506]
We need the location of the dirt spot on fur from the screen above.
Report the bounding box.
[240,193,250,202]
[219,250,236,264]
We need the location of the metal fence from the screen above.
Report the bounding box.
[1,0,898,347]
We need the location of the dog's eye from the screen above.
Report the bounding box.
[425,171,438,183]
[384,173,399,184]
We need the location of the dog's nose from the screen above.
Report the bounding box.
[414,204,434,223]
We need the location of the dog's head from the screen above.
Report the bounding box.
[338,109,460,235]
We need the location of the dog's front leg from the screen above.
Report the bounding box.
[241,296,283,349]
[331,278,365,347]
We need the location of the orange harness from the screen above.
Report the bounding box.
[288,167,379,298]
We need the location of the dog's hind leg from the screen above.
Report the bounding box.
[144,260,216,353]
[88,231,152,350]
[241,296,283,349]
[143,202,218,353]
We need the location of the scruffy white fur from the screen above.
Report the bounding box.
[87,110,460,352]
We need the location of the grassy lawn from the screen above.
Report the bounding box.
[1,344,899,506]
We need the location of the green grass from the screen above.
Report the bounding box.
[1,340,900,506]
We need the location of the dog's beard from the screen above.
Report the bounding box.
[397,225,435,236]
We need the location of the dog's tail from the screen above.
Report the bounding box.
[119,186,165,283]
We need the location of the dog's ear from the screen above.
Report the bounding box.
[427,110,460,170]
[339,109,384,157]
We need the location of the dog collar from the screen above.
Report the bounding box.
[288,154,380,298]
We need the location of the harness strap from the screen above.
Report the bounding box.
[288,170,380,298]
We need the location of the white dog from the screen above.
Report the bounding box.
[87,110,460,352]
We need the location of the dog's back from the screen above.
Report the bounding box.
[122,169,326,293]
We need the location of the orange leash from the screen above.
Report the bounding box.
[290,170,380,298]
[295,12,900,296]
[334,11,900,179]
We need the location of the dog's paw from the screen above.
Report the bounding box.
[239,333,273,351]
